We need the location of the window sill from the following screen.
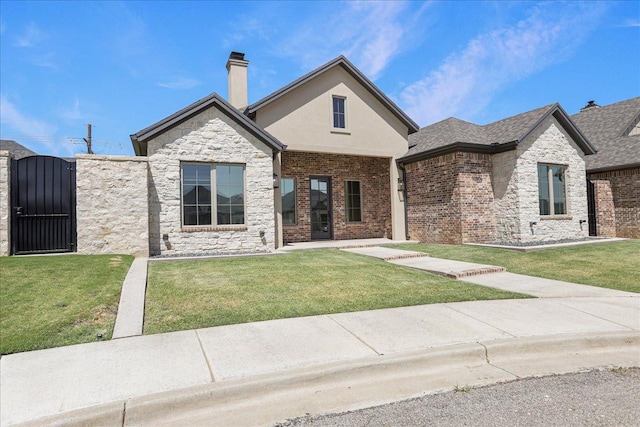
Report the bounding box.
[283,224,298,227]
[331,129,351,135]
[182,225,248,232]
[540,215,573,221]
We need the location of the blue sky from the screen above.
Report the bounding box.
[1,1,639,157]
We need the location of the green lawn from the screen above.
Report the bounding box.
[0,254,133,355]
[144,249,529,335]
[387,240,640,293]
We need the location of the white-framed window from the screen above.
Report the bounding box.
[537,164,567,216]
[332,96,346,129]
[281,177,296,225]
[181,163,245,226]
[345,180,362,222]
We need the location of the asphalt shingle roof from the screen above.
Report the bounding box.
[571,97,640,172]
[0,140,37,159]
[403,103,593,162]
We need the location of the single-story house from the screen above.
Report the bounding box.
[0,53,637,257]
[571,97,640,239]
[130,52,419,256]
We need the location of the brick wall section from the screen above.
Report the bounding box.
[405,152,494,244]
[0,151,10,256]
[76,155,150,257]
[281,151,391,243]
[589,179,616,237]
[146,108,275,255]
[588,168,639,238]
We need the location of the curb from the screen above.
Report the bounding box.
[14,330,639,427]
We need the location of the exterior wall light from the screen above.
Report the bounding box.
[273,173,280,189]
[397,177,405,192]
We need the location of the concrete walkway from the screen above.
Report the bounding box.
[112,258,148,339]
[1,242,639,426]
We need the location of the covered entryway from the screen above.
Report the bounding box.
[11,156,77,254]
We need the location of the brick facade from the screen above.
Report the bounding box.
[281,151,391,243]
[405,152,494,244]
[588,167,639,238]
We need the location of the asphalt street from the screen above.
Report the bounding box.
[276,368,640,427]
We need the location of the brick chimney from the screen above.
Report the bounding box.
[226,52,249,110]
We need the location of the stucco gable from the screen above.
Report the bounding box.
[130,92,285,156]
[245,56,419,133]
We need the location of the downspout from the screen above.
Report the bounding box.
[397,161,409,240]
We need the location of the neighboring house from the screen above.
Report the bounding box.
[398,104,596,244]
[571,97,640,239]
[0,140,37,159]
[130,52,418,256]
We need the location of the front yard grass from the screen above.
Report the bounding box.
[144,249,529,335]
[0,254,133,355]
[387,240,640,293]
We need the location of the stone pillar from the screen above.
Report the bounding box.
[0,151,11,256]
[592,180,616,237]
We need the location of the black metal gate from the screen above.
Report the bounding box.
[11,156,77,254]
[586,178,597,236]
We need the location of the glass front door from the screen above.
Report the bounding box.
[310,176,332,240]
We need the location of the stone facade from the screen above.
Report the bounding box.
[76,155,149,257]
[588,168,639,238]
[405,152,494,244]
[281,151,392,243]
[0,151,10,256]
[508,117,589,242]
[405,117,590,244]
[146,107,275,255]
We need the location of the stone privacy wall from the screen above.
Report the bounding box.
[281,151,392,243]
[0,151,10,256]
[76,155,149,257]
[405,152,494,244]
[588,168,639,238]
[146,108,275,255]
[508,116,590,242]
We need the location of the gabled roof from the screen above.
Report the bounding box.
[0,139,37,159]
[245,55,420,134]
[400,103,595,164]
[130,92,286,156]
[571,97,640,172]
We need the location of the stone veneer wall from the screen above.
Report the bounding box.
[0,151,10,256]
[588,168,639,238]
[405,152,494,244]
[76,155,149,257]
[500,116,589,242]
[281,151,392,243]
[146,108,275,255]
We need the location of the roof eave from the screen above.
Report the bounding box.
[586,162,640,174]
[130,93,286,156]
[517,104,597,156]
[397,141,518,164]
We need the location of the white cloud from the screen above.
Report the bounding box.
[157,77,201,90]
[0,95,75,156]
[400,2,608,126]
[59,98,85,121]
[225,1,429,80]
[14,22,46,47]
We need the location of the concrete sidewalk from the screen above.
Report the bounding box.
[1,243,639,426]
[2,296,638,426]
